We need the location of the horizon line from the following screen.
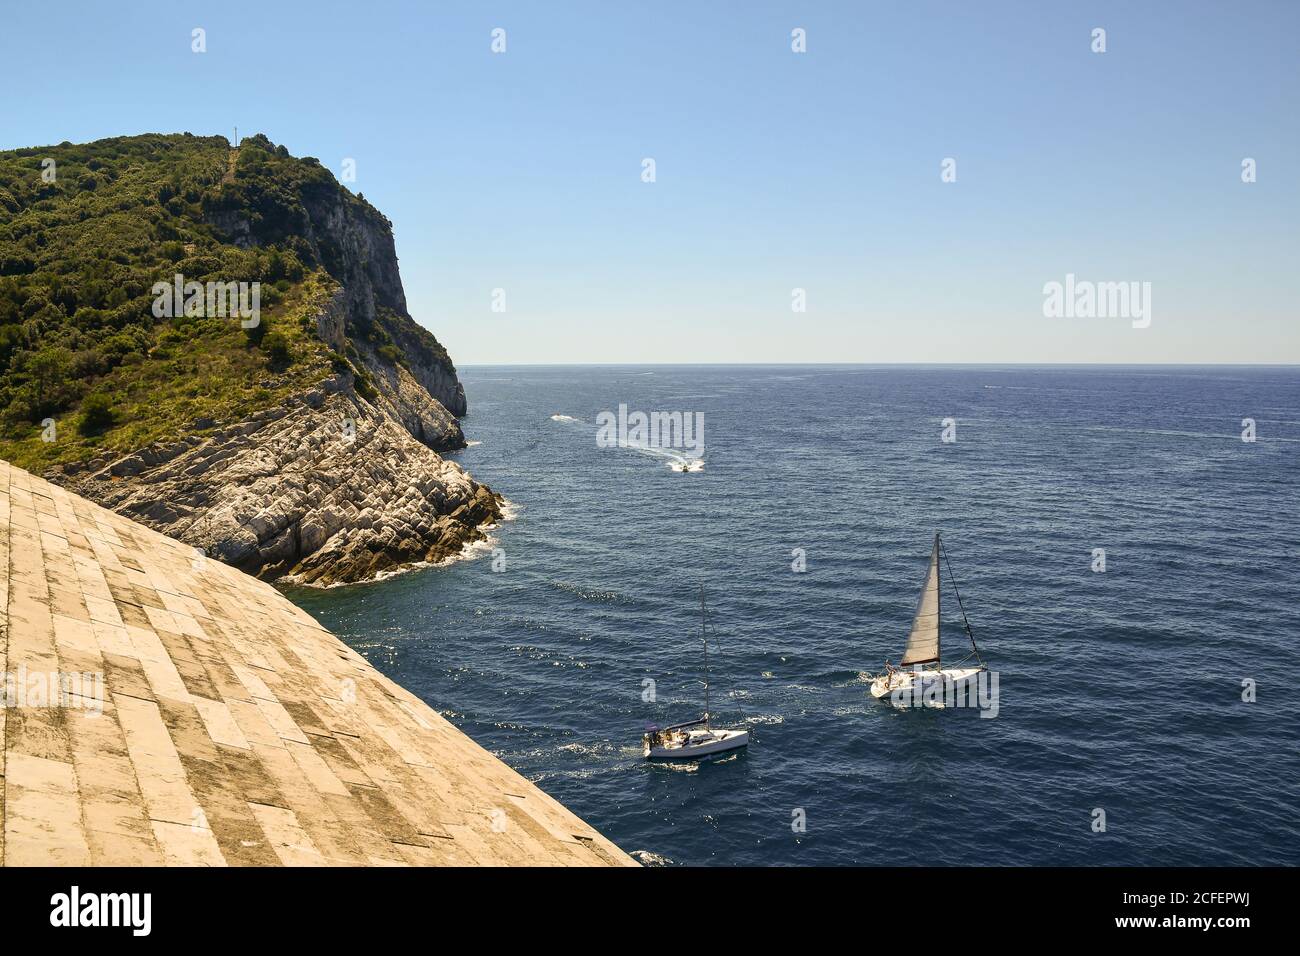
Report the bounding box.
[454,361,1300,368]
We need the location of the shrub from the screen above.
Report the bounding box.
[352,365,377,403]
[78,392,115,435]
[376,343,405,367]
[261,329,290,367]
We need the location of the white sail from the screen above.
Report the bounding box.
[900,536,941,665]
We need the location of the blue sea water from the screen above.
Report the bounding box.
[289,365,1300,866]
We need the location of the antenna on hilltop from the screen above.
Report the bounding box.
[233,125,238,147]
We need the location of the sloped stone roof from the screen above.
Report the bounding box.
[0,460,633,866]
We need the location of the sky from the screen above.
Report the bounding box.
[2,0,1297,364]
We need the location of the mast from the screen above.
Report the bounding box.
[700,586,710,725]
[934,532,941,667]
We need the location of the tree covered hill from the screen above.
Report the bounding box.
[0,132,456,472]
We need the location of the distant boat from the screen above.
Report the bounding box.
[643,588,749,759]
[869,533,986,702]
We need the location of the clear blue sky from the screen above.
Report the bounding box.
[3,1,1296,364]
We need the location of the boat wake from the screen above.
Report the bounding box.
[1083,424,1300,443]
[620,439,703,472]
[548,415,705,471]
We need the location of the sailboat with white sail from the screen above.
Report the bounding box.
[643,588,749,760]
[869,533,986,702]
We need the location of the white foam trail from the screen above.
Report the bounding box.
[618,439,704,472]
[1084,425,1300,442]
[551,415,705,471]
[667,457,705,472]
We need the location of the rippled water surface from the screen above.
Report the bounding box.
[290,365,1300,865]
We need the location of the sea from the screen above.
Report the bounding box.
[288,365,1300,866]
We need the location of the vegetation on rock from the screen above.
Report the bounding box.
[0,132,457,472]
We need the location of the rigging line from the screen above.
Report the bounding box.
[940,538,983,666]
[699,597,750,722]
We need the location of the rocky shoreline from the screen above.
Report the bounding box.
[49,368,502,587]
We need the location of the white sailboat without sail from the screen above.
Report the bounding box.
[643,588,749,759]
[869,533,986,702]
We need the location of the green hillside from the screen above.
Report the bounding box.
[0,132,409,472]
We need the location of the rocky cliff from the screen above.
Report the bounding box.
[68,373,500,585]
[0,133,499,585]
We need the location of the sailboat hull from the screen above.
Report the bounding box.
[869,666,984,702]
[644,728,749,760]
